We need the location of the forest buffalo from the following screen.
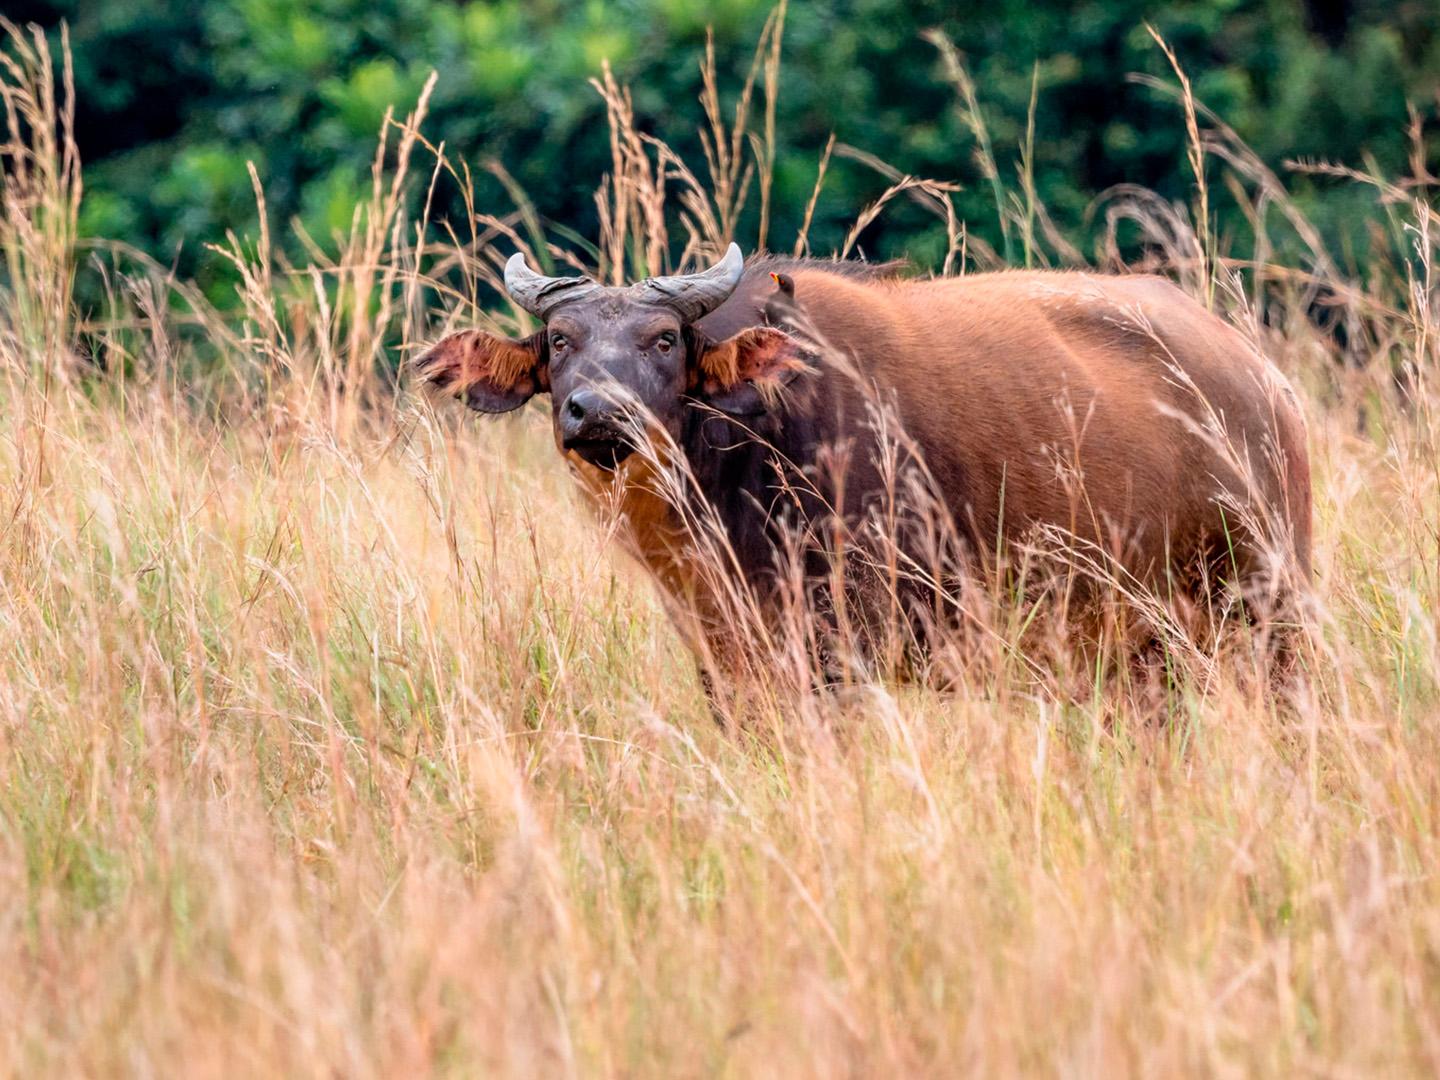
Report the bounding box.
[416,245,1312,688]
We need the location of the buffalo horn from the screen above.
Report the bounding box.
[503,252,601,320]
[630,242,744,322]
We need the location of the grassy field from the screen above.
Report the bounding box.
[3,17,1440,1077]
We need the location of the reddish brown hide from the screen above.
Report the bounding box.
[420,256,1312,682]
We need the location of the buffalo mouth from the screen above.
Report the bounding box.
[567,437,634,470]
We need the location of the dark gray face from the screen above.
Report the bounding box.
[543,295,689,469]
[415,243,811,473]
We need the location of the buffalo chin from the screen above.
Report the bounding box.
[568,439,634,470]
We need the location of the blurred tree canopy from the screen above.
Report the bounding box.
[12,0,1440,297]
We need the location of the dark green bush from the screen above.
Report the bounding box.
[14,0,1440,293]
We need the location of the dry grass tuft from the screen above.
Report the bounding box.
[0,13,1438,1077]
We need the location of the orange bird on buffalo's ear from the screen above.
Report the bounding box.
[763,271,803,333]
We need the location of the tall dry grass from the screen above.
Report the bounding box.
[1,14,1438,1077]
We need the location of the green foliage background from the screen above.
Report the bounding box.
[13,0,1440,299]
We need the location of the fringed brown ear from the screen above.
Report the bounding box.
[695,326,813,417]
[413,330,546,414]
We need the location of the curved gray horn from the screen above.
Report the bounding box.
[630,242,744,322]
[504,252,601,320]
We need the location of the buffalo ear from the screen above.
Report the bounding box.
[694,326,813,417]
[413,330,546,414]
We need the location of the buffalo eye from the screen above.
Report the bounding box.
[550,332,568,352]
[655,331,676,354]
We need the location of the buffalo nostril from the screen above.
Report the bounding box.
[567,397,586,421]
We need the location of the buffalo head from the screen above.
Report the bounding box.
[415,245,812,469]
